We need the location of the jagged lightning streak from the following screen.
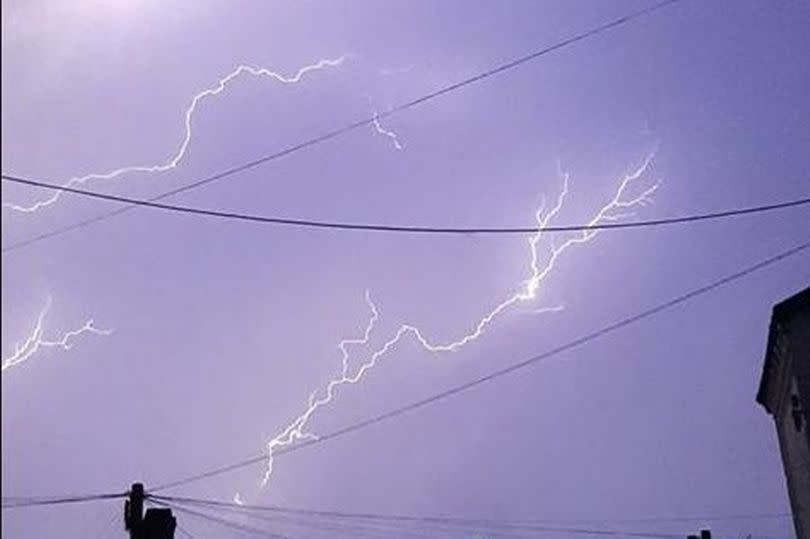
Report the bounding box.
[259,154,658,487]
[3,56,348,213]
[366,95,403,151]
[371,113,404,150]
[1,297,112,372]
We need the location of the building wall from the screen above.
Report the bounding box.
[773,308,810,539]
[776,377,810,539]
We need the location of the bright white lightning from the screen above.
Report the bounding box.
[4,56,348,213]
[259,155,658,487]
[1,297,112,372]
[533,305,565,315]
[371,113,404,150]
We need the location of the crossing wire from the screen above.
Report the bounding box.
[3,173,809,242]
[152,496,683,539]
[4,242,806,513]
[149,498,289,539]
[157,497,435,539]
[1,0,684,253]
[148,494,791,530]
[1,492,128,509]
[148,239,810,492]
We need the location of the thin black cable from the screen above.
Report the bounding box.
[150,499,290,539]
[2,204,133,254]
[149,239,810,492]
[155,502,601,539]
[1,492,128,509]
[1,0,683,253]
[147,495,791,526]
[3,174,809,243]
[149,495,682,539]
[155,496,437,539]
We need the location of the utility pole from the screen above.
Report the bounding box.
[124,483,176,539]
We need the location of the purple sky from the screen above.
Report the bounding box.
[2,1,809,538]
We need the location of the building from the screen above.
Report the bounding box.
[757,287,810,539]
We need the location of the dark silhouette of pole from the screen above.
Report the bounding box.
[125,483,176,539]
[125,483,145,537]
[687,530,712,539]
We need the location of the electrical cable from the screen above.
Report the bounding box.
[149,494,683,539]
[150,498,290,539]
[149,494,791,527]
[3,174,808,246]
[1,0,684,252]
[148,239,810,492]
[1,492,128,509]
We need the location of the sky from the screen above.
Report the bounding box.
[2,0,809,538]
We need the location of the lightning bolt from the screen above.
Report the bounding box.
[259,154,658,488]
[1,297,112,372]
[371,113,404,150]
[3,56,348,213]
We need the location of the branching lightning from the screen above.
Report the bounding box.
[4,57,348,213]
[258,154,658,488]
[1,297,112,372]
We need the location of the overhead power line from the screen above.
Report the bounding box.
[1,0,683,252]
[148,494,791,528]
[4,241,806,512]
[148,239,810,492]
[152,496,682,539]
[150,499,289,539]
[156,497,426,539]
[3,175,808,246]
[1,492,127,509]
